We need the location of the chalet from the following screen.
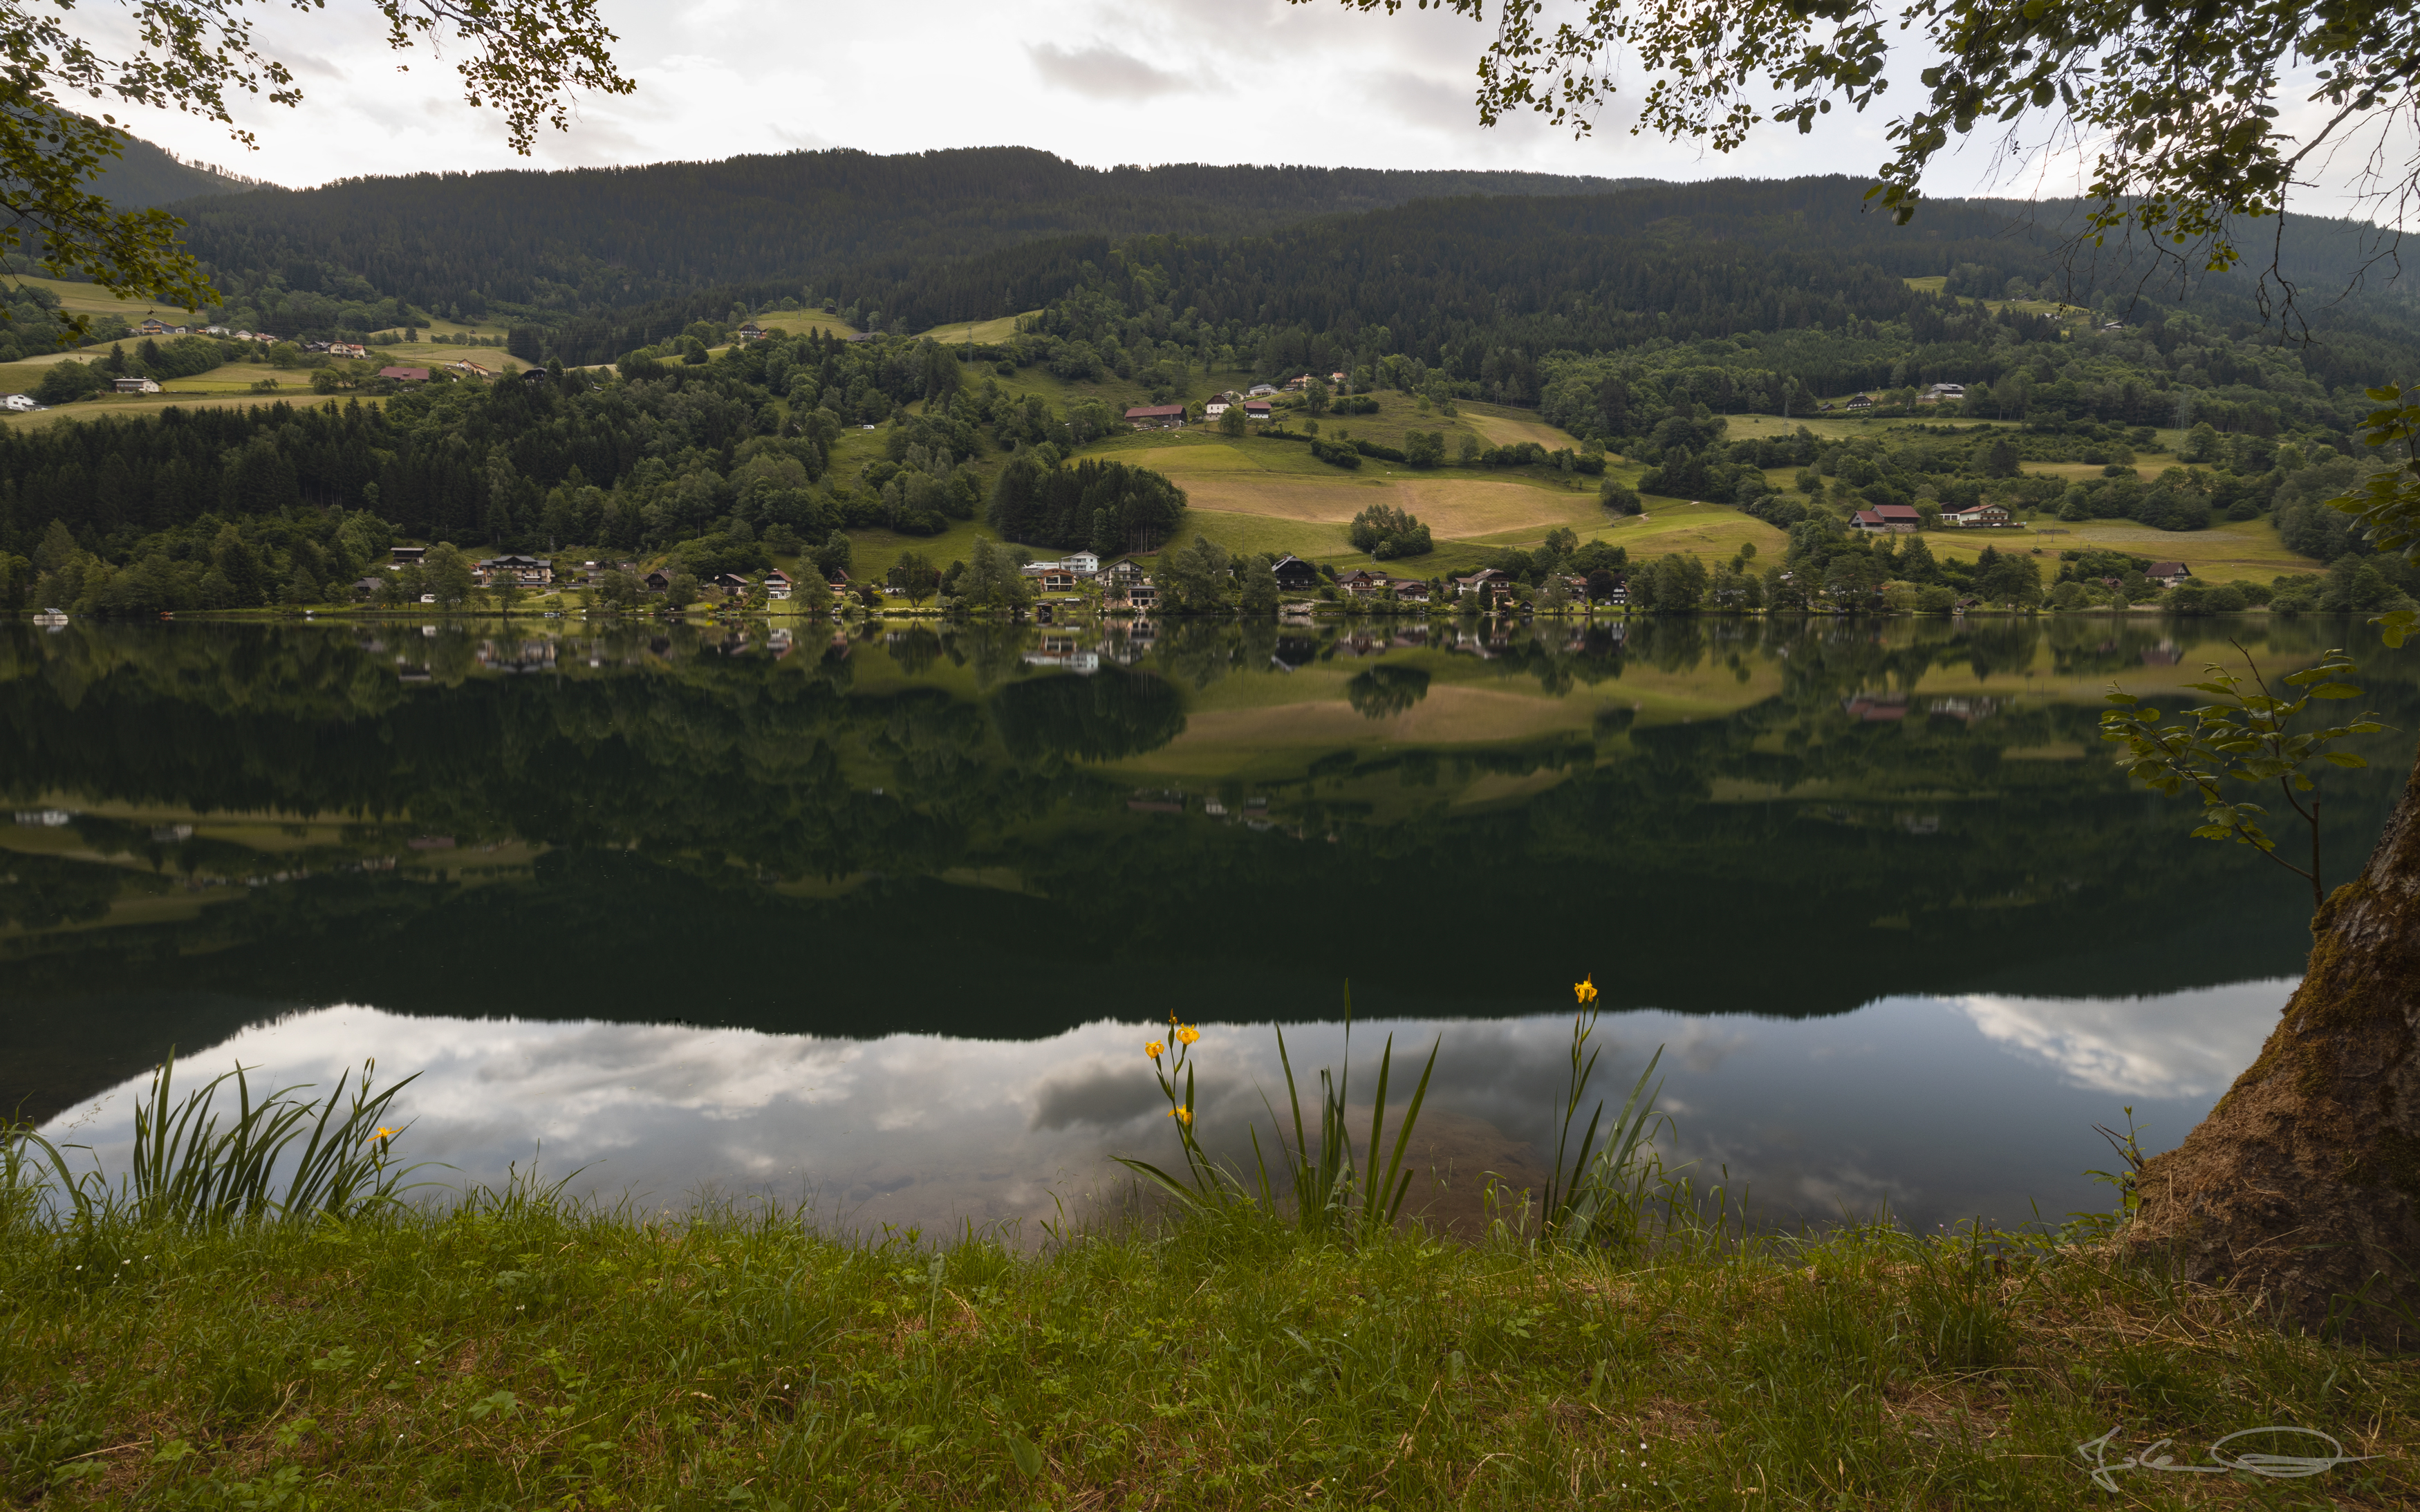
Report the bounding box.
[0,393,37,412]
[1845,393,1875,410]
[735,321,766,342]
[1919,382,1967,404]
[302,340,331,353]
[1454,568,1516,601]
[2148,561,2193,588]
[1852,503,1923,533]
[1592,576,1630,607]
[1336,568,1388,597]
[350,577,384,599]
[138,318,168,336]
[1329,371,1347,385]
[391,546,427,566]
[1124,403,1186,430]
[111,377,160,394]
[377,366,430,382]
[1102,559,1146,586]
[1247,382,1277,397]
[1203,396,1234,417]
[642,568,678,595]
[1942,501,2013,528]
[1268,554,1321,592]
[329,342,368,360]
[1282,373,1316,391]
[1063,551,1101,575]
[1390,579,1432,602]
[474,554,553,586]
[764,570,794,601]
[1243,400,1272,422]
[1107,577,1158,610]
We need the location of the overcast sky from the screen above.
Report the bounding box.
[89,1,1959,191]
[82,0,2392,221]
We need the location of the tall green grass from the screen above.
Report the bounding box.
[8,1054,430,1229]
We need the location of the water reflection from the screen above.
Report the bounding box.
[2,615,2387,1220]
[43,980,2287,1237]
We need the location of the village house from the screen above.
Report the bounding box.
[2148,561,2193,588]
[1845,393,1876,410]
[111,377,160,394]
[474,554,553,587]
[391,546,427,567]
[1061,551,1101,575]
[1390,578,1432,602]
[330,342,368,360]
[1942,501,2014,528]
[1124,403,1186,430]
[138,318,168,337]
[1203,395,1236,418]
[1102,559,1146,588]
[735,321,766,342]
[378,366,431,382]
[1851,503,1924,533]
[0,394,38,412]
[449,360,494,377]
[1268,555,1321,592]
[1243,400,1273,422]
[1454,567,1516,601]
[642,568,678,595]
[764,569,794,601]
[202,324,228,336]
[707,572,754,597]
[1247,382,1278,397]
[1918,382,1967,404]
[1335,568,1388,598]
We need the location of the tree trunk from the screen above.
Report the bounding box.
[2125,761,2420,1347]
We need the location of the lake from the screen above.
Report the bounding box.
[5,613,2408,1237]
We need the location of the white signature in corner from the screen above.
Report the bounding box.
[2077,1426,2380,1493]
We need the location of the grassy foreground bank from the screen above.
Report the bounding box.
[2,1192,2412,1509]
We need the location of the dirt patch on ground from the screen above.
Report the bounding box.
[1464,408,1579,451]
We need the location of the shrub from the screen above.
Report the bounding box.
[1600,483,1643,516]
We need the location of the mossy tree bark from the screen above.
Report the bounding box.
[2127,760,2420,1346]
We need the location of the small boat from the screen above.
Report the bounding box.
[32,608,68,626]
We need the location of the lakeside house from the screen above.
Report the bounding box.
[1336,568,1387,598]
[2148,561,2193,588]
[474,554,553,587]
[1852,504,1924,533]
[1269,555,1321,592]
[1391,579,1432,602]
[1124,403,1186,430]
[765,570,794,601]
[1455,567,1516,601]
[1942,501,2014,528]
[642,568,677,595]
[1105,573,1158,610]
[111,377,160,394]
[1063,551,1101,575]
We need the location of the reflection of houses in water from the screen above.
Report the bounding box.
[1023,635,1099,675]
[1841,691,1910,721]
[767,628,794,658]
[1272,636,1319,669]
[477,640,557,673]
[2141,642,2183,666]
[1927,696,1998,725]
[1901,814,1941,834]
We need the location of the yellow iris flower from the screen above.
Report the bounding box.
[1145,1040,1166,1060]
[1168,1107,1193,1125]
[1575,976,1599,1005]
[1175,1025,1200,1046]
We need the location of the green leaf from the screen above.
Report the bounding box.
[2372,608,2417,648]
[1005,1433,1045,1479]
[2308,683,2363,699]
[2322,752,2370,768]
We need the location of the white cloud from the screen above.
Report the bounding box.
[1950,980,2291,1099]
[1027,42,1202,101]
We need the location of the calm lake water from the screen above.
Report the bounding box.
[6,614,2410,1235]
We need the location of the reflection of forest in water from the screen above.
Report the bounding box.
[5,615,2413,1122]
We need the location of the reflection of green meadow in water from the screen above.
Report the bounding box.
[5,615,2415,1121]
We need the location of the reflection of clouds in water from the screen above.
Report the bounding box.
[41,982,2293,1238]
[1950,980,2292,1099]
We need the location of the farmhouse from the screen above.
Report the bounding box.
[1918,382,1967,404]
[1203,395,1234,417]
[1851,504,1923,533]
[1247,383,1277,397]
[1390,579,1432,602]
[391,546,427,566]
[1942,502,2013,528]
[474,555,553,586]
[111,377,160,394]
[1124,403,1186,430]
[2148,561,2193,588]
[1454,568,1516,601]
[378,366,431,382]
[1268,555,1321,592]
[1845,393,1875,410]
[1336,568,1388,598]
[764,570,794,601]
[735,321,766,342]
[0,394,37,412]
[138,319,168,337]
[330,342,368,360]
[1243,401,1273,422]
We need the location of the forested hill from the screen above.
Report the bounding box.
[165,147,1638,321]
[92,134,261,209]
